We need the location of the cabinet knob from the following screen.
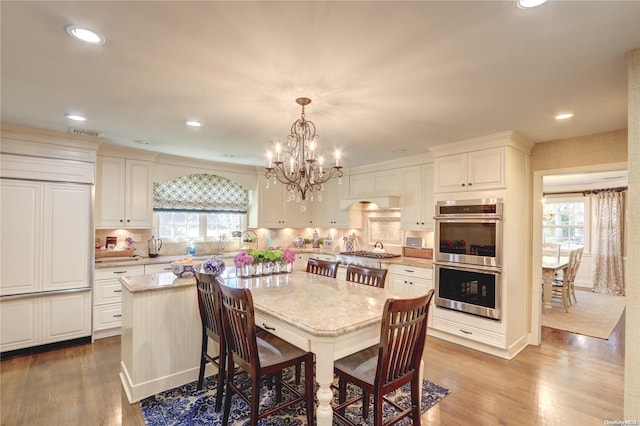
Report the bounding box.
[127,219,130,222]
[461,183,466,187]
[120,219,124,223]
[468,182,473,186]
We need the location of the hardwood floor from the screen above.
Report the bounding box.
[1,313,624,425]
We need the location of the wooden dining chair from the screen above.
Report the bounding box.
[306,257,339,278]
[553,247,584,307]
[218,284,315,426]
[542,242,561,260]
[346,264,387,288]
[194,271,227,412]
[333,289,435,426]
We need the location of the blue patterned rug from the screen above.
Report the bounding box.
[140,367,450,425]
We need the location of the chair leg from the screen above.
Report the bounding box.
[338,377,347,416]
[362,390,370,419]
[221,356,235,426]
[214,340,226,412]
[275,371,283,403]
[562,287,570,312]
[295,362,301,385]
[373,390,384,426]
[250,374,261,426]
[411,375,422,424]
[197,330,207,390]
[305,355,314,426]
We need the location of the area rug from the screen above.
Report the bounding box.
[542,289,626,339]
[140,367,450,425]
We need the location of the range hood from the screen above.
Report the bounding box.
[339,195,400,210]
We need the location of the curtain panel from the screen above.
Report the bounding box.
[592,190,625,296]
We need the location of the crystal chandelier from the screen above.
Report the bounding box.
[265,97,343,203]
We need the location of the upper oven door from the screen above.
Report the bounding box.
[435,217,502,267]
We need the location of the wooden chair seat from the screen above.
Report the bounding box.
[219,284,315,426]
[333,290,435,426]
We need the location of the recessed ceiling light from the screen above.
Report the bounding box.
[555,113,574,120]
[65,114,87,121]
[223,154,235,158]
[185,121,202,127]
[134,140,149,145]
[65,25,104,44]
[516,0,548,8]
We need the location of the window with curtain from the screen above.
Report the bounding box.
[153,174,248,241]
[542,196,590,252]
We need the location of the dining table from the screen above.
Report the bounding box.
[541,255,570,309]
[119,269,418,426]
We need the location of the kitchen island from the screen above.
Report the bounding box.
[118,269,416,425]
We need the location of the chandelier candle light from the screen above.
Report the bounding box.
[265,98,343,207]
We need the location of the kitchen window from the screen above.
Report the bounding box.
[152,173,248,241]
[542,196,590,252]
[155,211,245,241]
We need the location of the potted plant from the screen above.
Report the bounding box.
[233,250,254,277]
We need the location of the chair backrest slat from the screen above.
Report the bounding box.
[346,264,387,288]
[194,272,224,338]
[306,258,339,278]
[377,290,434,387]
[219,284,260,372]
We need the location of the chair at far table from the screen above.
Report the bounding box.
[194,271,227,412]
[346,264,387,288]
[219,284,315,426]
[333,289,435,426]
[306,257,338,278]
[542,242,561,260]
[553,247,584,307]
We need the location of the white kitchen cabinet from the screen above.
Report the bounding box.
[293,253,310,272]
[434,148,504,193]
[349,170,399,198]
[251,175,311,228]
[1,180,91,296]
[144,263,173,274]
[1,291,92,352]
[93,265,145,339]
[95,156,153,228]
[312,177,353,227]
[400,164,434,231]
[387,264,433,296]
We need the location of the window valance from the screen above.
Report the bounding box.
[153,174,249,213]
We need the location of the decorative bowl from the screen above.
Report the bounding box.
[201,256,226,276]
[171,259,202,277]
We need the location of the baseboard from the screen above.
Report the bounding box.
[1,336,91,360]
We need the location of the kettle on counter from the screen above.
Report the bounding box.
[148,236,163,258]
[372,241,385,253]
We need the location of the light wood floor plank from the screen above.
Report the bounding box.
[1,312,624,425]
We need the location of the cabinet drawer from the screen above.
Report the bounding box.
[93,303,122,331]
[387,264,431,278]
[432,316,505,348]
[94,265,144,280]
[311,254,336,262]
[144,263,173,274]
[255,314,310,352]
[94,279,122,305]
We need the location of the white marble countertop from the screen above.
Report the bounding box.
[119,270,411,337]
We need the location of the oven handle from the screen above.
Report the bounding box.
[434,215,501,221]
[434,261,502,274]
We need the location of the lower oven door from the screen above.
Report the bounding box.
[434,262,502,320]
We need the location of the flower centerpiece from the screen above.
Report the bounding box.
[233,250,254,277]
[283,248,295,273]
[249,249,267,275]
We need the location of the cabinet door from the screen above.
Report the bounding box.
[421,164,435,230]
[284,198,311,227]
[0,180,41,295]
[434,153,467,193]
[42,183,91,291]
[256,176,285,227]
[95,156,126,227]
[400,166,422,230]
[350,174,374,197]
[41,291,92,344]
[0,298,40,352]
[388,274,409,294]
[311,178,347,227]
[467,148,505,190]
[125,159,154,228]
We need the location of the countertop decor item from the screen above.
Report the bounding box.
[171,258,202,277]
[201,256,225,276]
[264,97,343,202]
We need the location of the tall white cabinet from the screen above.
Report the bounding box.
[0,124,97,353]
[95,156,153,228]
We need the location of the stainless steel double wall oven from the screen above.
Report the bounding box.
[434,199,503,320]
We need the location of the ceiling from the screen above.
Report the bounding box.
[2,1,640,168]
